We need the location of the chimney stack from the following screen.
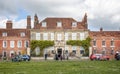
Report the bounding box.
[27,15,31,29]
[6,20,12,29]
[100,27,103,32]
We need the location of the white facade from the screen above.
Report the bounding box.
[31,30,89,57]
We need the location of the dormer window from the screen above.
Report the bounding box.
[20,32,25,37]
[42,22,47,27]
[57,22,62,27]
[2,32,7,37]
[72,22,77,27]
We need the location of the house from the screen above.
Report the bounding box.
[89,28,120,59]
[0,16,31,58]
[30,13,89,57]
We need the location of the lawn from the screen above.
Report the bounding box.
[0,60,120,74]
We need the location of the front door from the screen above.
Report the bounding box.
[57,48,62,55]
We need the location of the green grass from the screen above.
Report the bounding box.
[0,60,120,74]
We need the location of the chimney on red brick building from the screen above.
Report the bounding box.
[27,15,31,29]
[6,20,12,29]
[82,13,88,29]
[34,14,39,26]
[100,27,103,32]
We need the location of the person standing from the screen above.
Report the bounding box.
[45,53,48,60]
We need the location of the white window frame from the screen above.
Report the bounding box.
[24,41,29,48]
[65,46,69,50]
[72,46,77,54]
[93,40,96,47]
[2,32,7,37]
[65,33,68,40]
[42,22,47,27]
[72,46,77,50]
[2,51,7,57]
[110,39,114,47]
[17,40,22,48]
[50,33,54,40]
[10,41,15,48]
[57,33,62,40]
[43,33,48,40]
[72,33,77,40]
[80,32,85,40]
[3,41,7,48]
[36,33,40,40]
[102,40,106,47]
[57,22,62,27]
[72,22,77,27]
[80,46,84,54]
[20,32,25,37]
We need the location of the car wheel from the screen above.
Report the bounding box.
[107,58,109,61]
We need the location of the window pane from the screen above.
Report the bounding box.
[42,22,47,27]
[72,33,76,40]
[93,40,96,46]
[10,41,14,48]
[102,41,105,46]
[57,33,62,40]
[3,41,7,48]
[43,33,48,40]
[3,51,7,57]
[65,33,68,40]
[111,41,114,46]
[2,32,7,36]
[51,33,54,40]
[57,22,62,27]
[18,41,22,48]
[36,33,40,40]
[80,32,85,40]
[72,22,77,27]
[21,32,25,37]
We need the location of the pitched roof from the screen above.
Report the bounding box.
[0,29,30,38]
[34,17,86,29]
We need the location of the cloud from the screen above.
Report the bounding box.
[0,0,18,16]
[13,19,34,29]
[0,0,120,30]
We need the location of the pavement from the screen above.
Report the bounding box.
[31,57,89,61]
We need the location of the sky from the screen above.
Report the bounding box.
[0,0,120,31]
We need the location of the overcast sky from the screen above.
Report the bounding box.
[0,0,120,31]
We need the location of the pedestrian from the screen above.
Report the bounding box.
[45,53,48,60]
[60,54,62,61]
[55,54,58,60]
[115,51,119,60]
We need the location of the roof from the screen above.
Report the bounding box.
[34,17,86,29]
[89,31,120,37]
[0,29,30,38]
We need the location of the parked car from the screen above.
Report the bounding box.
[90,54,110,61]
[11,55,22,62]
[90,54,101,60]
[22,55,31,61]
[99,55,110,60]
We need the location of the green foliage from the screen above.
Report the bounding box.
[30,40,54,56]
[67,36,91,56]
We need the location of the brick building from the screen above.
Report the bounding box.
[89,28,120,59]
[31,14,89,57]
[0,16,31,58]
